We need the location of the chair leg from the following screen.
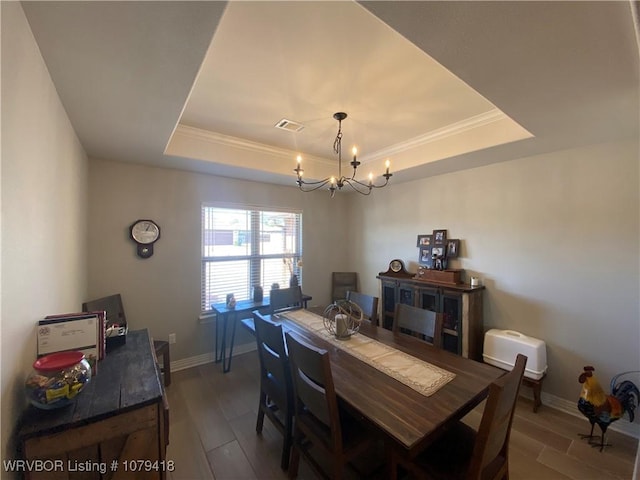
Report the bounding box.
[332,461,344,480]
[288,434,301,479]
[387,444,398,480]
[280,437,291,470]
[153,340,171,387]
[256,393,266,433]
[280,413,293,470]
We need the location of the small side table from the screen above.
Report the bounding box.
[522,373,546,412]
[154,340,171,387]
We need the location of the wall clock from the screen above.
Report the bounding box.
[129,219,160,259]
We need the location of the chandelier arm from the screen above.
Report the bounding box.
[371,178,389,188]
[297,177,332,186]
[370,177,391,189]
[297,179,331,192]
[343,179,373,196]
[346,177,390,190]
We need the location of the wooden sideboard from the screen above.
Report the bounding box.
[378,274,485,360]
[17,329,169,480]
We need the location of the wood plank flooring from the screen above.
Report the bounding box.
[166,351,638,480]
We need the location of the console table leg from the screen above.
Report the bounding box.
[223,313,237,373]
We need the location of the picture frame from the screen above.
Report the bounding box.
[419,246,433,268]
[433,229,447,245]
[446,239,460,258]
[416,234,433,247]
[431,246,445,258]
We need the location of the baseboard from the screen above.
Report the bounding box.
[169,347,640,440]
[519,388,640,440]
[169,342,257,372]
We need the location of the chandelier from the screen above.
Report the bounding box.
[294,112,392,197]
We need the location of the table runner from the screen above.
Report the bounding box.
[282,309,455,397]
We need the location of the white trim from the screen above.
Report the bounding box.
[359,109,506,163]
[169,342,257,372]
[174,124,334,167]
[174,111,510,169]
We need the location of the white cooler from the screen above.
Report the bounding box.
[483,329,547,380]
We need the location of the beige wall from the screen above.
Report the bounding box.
[350,139,639,405]
[87,159,349,362]
[1,2,89,463]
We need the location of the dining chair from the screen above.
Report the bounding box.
[331,271,358,302]
[284,331,381,479]
[391,354,528,480]
[252,312,294,470]
[269,286,304,314]
[346,290,379,326]
[393,303,442,348]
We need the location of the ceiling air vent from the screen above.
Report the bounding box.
[275,119,304,132]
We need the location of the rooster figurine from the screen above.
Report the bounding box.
[578,366,639,451]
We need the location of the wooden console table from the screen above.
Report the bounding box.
[17,329,169,479]
[211,293,311,373]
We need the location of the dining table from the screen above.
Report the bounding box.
[265,308,504,461]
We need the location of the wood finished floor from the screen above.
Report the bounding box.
[166,351,638,480]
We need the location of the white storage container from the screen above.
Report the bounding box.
[483,329,547,380]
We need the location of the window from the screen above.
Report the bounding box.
[201,205,302,313]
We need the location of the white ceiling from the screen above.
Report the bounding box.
[21,1,639,188]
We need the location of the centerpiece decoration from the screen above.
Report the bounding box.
[322,299,363,340]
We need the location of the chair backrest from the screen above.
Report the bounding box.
[346,291,379,326]
[285,331,343,451]
[269,286,303,314]
[467,354,527,480]
[331,272,357,302]
[393,303,442,348]
[82,293,126,328]
[253,312,292,412]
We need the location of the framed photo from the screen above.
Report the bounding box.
[416,234,433,247]
[446,239,460,258]
[433,229,447,245]
[431,246,445,258]
[419,246,433,268]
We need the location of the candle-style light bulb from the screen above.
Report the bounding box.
[385,159,390,174]
[295,155,303,179]
[368,172,373,185]
[330,176,336,185]
[352,146,358,159]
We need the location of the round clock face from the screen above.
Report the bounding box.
[390,259,403,272]
[130,219,160,245]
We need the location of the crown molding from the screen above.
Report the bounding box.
[172,109,520,171]
[360,109,509,163]
[172,124,334,167]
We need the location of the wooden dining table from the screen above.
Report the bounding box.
[266,310,504,461]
